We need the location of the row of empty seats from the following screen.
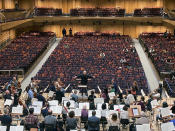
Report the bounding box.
[134,8,163,17]
[34,7,62,16]
[34,32,149,94]
[0,32,56,72]
[139,32,175,74]
[70,8,125,17]
[139,32,175,97]
[164,78,175,97]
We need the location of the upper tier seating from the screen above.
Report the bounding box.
[0,32,56,72]
[70,8,125,17]
[34,32,148,94]
[0,9,27,23]
[139,33,175,75]
[134,8,163,17]
[34,8,62,16]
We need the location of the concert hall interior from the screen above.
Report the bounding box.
[0,0,175,131]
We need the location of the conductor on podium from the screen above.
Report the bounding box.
[74,70,94,96]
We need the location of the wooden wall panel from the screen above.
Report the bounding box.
[4,0,15,9]
[30,24,167,38]
[32,0,165,14]
[164,0,175,10]
[19,0,35,10]
[0,0,2,9]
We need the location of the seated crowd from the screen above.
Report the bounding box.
[139,32,175,74]
[34,32,148,94]
[0,32,56,85]
[134,8,163,17]
[70,8,125,17]
[34,8,62,16]
[139,32,175,97]
[0,75,175,131]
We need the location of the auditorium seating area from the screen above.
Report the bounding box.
[0,9,25,12]
[0,32,56,72]
[35,32,148,94]
[70,8,125,17]
[165,78,175,97]
[139,32,175,75]
[0,75,11,86]
[34,8,62,16]
[134,8,163,17]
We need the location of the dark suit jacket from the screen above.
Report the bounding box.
[88,116,100,131]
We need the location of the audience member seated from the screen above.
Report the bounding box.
[44,110,57,131]
[34,7,62,16]
[88,110,100,131]
[66,111,79,131]
[25,108,38,129]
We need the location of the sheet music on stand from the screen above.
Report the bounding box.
[10,126,24,131]
[62,97,70,103]
[151,99,159,108]
[136,124,150,131]
[69,109,81,117]
[114,105,124,111]
[108,92,115,99]
[161,108,172,117]
[32,101,43,108]
[48,100,58,106]
[4,99,13,106]
[12,106,23,114]
[48,91,54,98]
[79,102,90,109]
[161,122,175,131]
[94,98,104,105]
[97,103,108,110]
[0,126,7,131]
[64,100,75,108]
[106,110,118,118]
[30,107,41,115]
[50,105,62,114]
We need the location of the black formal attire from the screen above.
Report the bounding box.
[77,74,93,95]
